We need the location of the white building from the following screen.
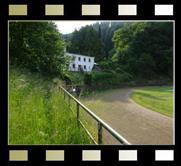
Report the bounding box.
[64,49,95,72]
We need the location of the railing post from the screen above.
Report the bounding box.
[77,103,80,129]
[68,95,70,106]
[98,122,102,144]
[77,103,79,119]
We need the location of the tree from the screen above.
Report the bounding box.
[112,22,173,78]
[92,21,133,59]
[70,25,105,62]
[112,22,149,62]
[128,22,173,76]
[9,21,68,78]
[98,25,101,38]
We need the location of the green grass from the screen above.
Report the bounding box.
[9,65,93,145]
[130,86,174,117]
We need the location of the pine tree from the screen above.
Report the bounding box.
[98,25,101,39]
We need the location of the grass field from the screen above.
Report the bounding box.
[9,65,93,145]
[130,86,174,117]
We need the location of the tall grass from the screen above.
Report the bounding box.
[9,65,93,144]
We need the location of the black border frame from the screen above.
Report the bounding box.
[1,0,178,166]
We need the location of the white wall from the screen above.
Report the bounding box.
[65,53,95,71]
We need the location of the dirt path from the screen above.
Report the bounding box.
[81,86,174,145]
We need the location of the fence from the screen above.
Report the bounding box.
[58,84,131,145]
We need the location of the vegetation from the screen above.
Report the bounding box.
[112,22,173,78]
[9,65,93,144]
[69,25,105,62]
[64,22,133,60]
[92,21,133,59]
[84,70,133,86]
[9,21,69,78]
[68,71,84,85]
[130,86,174,117]
[64,21,173,83]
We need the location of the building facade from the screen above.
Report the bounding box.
[64,52,95,72]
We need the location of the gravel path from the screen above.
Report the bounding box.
[81,86,174,145]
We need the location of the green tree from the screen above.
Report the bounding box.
[98,25,102,38]
[112,22,173,78]
[128,22,173,76]
[70,25,105,62]
[112,22,148,62]
[9,21,68,78]
[92,21,133,59]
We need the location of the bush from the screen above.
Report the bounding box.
[102,69,116,75]
[79,67,84,75]
[92,72,117,84]
[84,67,134,86]
[100,61,109,70]
[84,72,93,85]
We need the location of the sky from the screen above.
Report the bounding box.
[54,21,100,34]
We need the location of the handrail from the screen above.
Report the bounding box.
[58,85,131,145]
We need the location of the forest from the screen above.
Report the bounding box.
[9,21,173,85]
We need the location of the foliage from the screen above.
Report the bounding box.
[70,25,105,62]
[92,21,134,59]
[127,53,156,78]
[108,48,116,60]
[100,61,110,70]
[68,71,85,85]
[98,25,102,38]
[84,72,93,85]
[112,22,173,78]
[79,66,85,74]
[9,21,69,78]
[84,69,133,86]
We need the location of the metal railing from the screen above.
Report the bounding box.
[58,85,131,145]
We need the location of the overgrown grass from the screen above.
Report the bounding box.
[9,65,93,144]
[130,86,174,117]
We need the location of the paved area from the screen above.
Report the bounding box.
[81,86,174,145]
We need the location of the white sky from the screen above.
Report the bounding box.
[54,21,100,34]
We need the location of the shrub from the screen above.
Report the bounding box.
[100,61,109,70]
[84,72,93,85]
[79,67,84,75]
[92,72,116,84]
[102,69,116,75]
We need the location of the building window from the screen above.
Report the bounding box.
[72,64,75,69]
[89,58,91,62]
[84,65,86,69]
[78,57,81,61]
[78,65,81,70]
[84,58,86,62]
